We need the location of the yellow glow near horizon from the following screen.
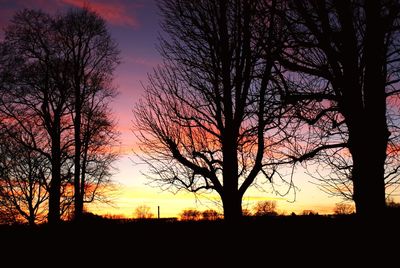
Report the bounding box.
[86,155,344,218]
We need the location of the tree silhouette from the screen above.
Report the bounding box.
[0,8,119,224]
[54,8,120,220]
[134,205,154,219]
[278,0,400,216]
[253,200,277,216]
[201,209,221,221]
[0,9,72,224]
[180,209,201,221]
[134,0,292,222]
[78,103,119,211]
[0,129,49,225]
[334,203,354,215]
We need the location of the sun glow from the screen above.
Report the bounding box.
[86,155,340,218]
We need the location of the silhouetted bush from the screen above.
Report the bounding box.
[253,201,278,216]
[134,205,154,219]
[180,209,201,221]
[201,209,221,221]
[334,203,355,215]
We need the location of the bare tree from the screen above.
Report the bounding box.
[201,209,221,221]
[53,8,120,220]
[134,0,292,222]
[78,103,119,209]
[134,205,154,219]
[0,9,73,224]
[0,8,119,224]
[253,200,277,216]
[0,128,49,225]
[278,0,400,216]
[334,203,355,215]
[180,209,201,221]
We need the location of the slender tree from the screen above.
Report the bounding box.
[53,8,119,220]
[78,101,119,208]
[278,0,400,216]
[134,0,291,222]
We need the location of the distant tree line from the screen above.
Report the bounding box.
[0,8,120,225]
[116,201,358,222]
[134,0,400,221]
[177,201,358,220]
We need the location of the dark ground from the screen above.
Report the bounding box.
[0,215,398,266]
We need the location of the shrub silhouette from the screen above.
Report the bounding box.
[253,201,278,216]
[180,209,201,221]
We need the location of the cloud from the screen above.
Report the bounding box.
[0,0,143,31]
[61,0,142,28]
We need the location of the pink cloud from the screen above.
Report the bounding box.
[0,0,142,31]
[61,0,141,28]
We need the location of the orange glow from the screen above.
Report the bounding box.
[87,163,342,218]
[387,142,400,155]
[6,0,395,221]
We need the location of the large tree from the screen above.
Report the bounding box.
[53,8,119,220]
[0,8,120,224]
[278,0,400,216]
[0,9,72,224]
[134,0,291,222]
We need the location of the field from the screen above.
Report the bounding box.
[0,214,398,266]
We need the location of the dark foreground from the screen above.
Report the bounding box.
[0,215,398,266]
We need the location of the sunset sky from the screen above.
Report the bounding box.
[0,0,347,217]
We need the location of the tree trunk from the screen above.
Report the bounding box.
[222,126,241,222]
[48,131,61,225]
[351,0,388,217]
[73,96,83,220]
[28,201,36,226]
[351,139,387,217]
[222,191,242,222]
[217,0,243,223]
[28,215,36,226]
[80,141,89,214]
